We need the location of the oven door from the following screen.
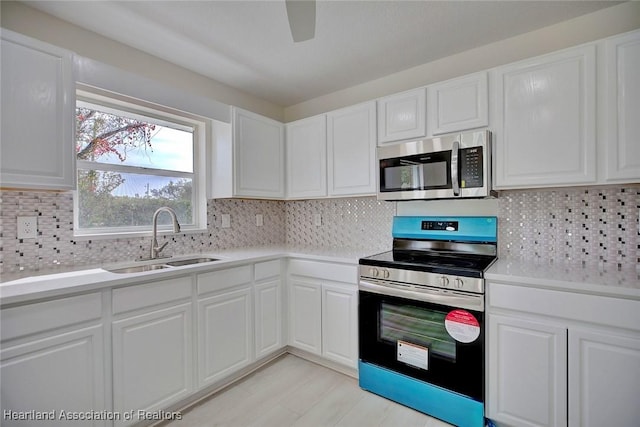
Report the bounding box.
[359,287,484,402]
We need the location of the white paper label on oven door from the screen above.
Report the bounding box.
[445,309,480,343]
[397,340,429,370]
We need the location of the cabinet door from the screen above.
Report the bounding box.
[254,278,283,359]
[604,30,640,182]
[568,328,640,427]
[197,286,252,387]
[0,325,105,427]
[321,282,358,369]
[427,71,488,135]
[0,29,75,190]
[233,108,285,198]
[377,88,426,144]
[112,303,193,426]
[327,102,377,196]
[488,314,567,427]
[288,279,322,354]
[286,115,327,198]
[494,45,596,188]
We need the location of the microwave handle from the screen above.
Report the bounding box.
[451,140,460,196]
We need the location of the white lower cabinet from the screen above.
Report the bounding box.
[487,281,640,427]
[111,277,193,426]
[488,314,567,427]
[1,325,106,427]
[321,282,358,369]
[254,260,284,359]
[568,328,640,427]
[197,286,253,387]
[288,259,358,370]
[196,266,255,389]
[0,293,105,427]
[289,279,323,354]
[112,304,193,426]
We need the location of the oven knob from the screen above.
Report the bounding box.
[382,269,390,279]
[454,278,464,289]
[369,268,379,277]
[440,276,450,287]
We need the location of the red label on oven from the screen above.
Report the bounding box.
[445,309,480,343]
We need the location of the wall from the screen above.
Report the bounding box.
[0,1,284,121]
[4,1,640,123]
[284,1,640,121]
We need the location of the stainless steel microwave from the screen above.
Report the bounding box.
[377,130,492,201]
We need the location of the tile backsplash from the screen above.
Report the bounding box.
[0,192,394,274]
[286,197,395,251]
[497,185,639,270]
[0,191,286,273]
[1,185,638,274]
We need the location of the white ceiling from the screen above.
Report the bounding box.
[25,0,620,107]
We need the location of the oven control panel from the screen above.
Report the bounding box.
[421,220,458,231]
[360,266,484,294]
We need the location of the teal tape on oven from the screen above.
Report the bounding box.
[392,216,497,242]
[359,361,485,427]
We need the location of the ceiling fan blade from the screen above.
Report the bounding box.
[285,0,316,42]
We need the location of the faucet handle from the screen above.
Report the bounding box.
[155,242,169,256]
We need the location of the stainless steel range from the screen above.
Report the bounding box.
[358,216,497,427]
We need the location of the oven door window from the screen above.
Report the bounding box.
[380,303,456,361]
[379,151,451,193]
[359,290,484,401]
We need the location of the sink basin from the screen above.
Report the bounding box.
[165,257,219,267]
[108,264,170,274]
[106,256,220,273]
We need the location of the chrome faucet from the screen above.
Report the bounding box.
[150,207,181,259]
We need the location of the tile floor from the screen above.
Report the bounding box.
[163,354,453,427]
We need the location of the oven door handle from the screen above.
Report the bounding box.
[359,279,484,312]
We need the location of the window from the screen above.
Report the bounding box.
[75,89,207,236]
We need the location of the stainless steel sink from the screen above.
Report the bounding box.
[108,264,171,274]
[165,257,219,267]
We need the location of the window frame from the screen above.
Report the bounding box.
[73,87,209,238]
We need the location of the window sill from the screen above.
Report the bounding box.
[73,227,208,241]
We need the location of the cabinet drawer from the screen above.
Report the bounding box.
[255,260,281,281]
[488,282,640,330]
[1,292,102,342]
[197,265,253,295]
[288,259,357,284]
[112,276,192,315]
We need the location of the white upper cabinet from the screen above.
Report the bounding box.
[327,102,377,196]
[603,30,640,182]
[493,45,597,189]
[286,115,327,198]
[232,107,285,199]
[0,29,76,190]
[377,88,426,144]
[427,71,488,136]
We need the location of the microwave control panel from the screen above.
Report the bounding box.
[459,147,484,188]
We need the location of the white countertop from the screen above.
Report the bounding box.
[486,258,640,300]
[0,245,379,306]
[4,246,639,306]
